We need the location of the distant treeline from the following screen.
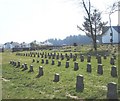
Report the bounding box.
[46,35,92,46]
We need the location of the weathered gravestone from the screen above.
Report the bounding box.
[46,59,49,64]
[51,59,55,65]
[110,57,115,65]
[87,63,92,73]
[74,62,79,71]
[80,55,84,62]
[58,60,61,66]
[37,60,39,63]
[22,63,28,71]
[28,65,34,72]
[87,55,91,62]
[76,75,84,92]
[32,59,35,63]
[36,66,44,77]
[97,64,103,75]
[111,66,117,77]
[97,55,102,64]
[53,73,60,82]
[65,61,69,68]
[17,61,20,67]
[107,82,118,99]
[41,59,44,64]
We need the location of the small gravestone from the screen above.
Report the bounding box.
[97,64,103,75]
[56,55,59,59]
[28,65,34,72]
[46,59,49,64]
[66,56,70,61]
[14,61,17,67]
[87,63,92,73]
[45,54,47,58]
[37,53,40,58]
[73,56,76,61]
[51,60,55,65]
[103,54,107,59]
[74,62,79,71]
[36,66,44,77]
[76,75,84,92]
[110,57,115,65]
[32,59,35,63]
[34,54,36,57]
[53,73,59,82]
[41,59,44,64]
[111,66,117,77]
[17,61,20,67]
[70,53,73,58]
[22,63,28,71]
[37,60,39,63]
[58,60,61,66]
[61,55,64,60]
[80,55,84,62]
[97,55,102,64]
[107,82,118,99]
[65,61,69,68]
[41,55,43,58]
[21,64,24,68]
[87,55,91,62]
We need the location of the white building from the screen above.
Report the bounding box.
[102,26,120,44]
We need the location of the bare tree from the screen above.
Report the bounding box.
[106,1,119,45]
[77,0,107,51]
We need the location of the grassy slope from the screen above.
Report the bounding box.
[2,45,119,99]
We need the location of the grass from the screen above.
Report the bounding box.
[1,45,119,100]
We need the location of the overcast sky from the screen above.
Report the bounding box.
[0,0,118,44]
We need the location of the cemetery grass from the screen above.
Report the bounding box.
[2,46,119,99]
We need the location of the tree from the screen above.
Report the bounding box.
[106,1,119,45]
[77,0,107,51]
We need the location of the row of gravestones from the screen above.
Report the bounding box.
[32,58,118,77]
[16,52,117,65]
[9,60,118,99]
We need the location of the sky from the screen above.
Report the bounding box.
[0,0,118,44]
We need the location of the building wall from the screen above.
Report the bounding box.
[102,27,119,43]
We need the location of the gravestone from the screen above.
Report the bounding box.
[73,56,76,61]
[80,55,84,62]
[22,63,28,71]
[110,57,115,65]
[70,53,73,58]
[41,59,44,64]
[46,59,49,64]
[111,66,117,77]
[87,55,91,62]
[107,82,118,99]
[32,59,35,63]
[21,64,24,68]
[65,61,69,68]
[17,61,20,67]
[28,65,34,72]
[37,60,39,63]
[51,60,55,65]
[87,63,92,73]
[97,55,102,64]
[14,61,17,67]
[76,75,84,92]
[74,62,79,71]
[37,66,44,77]
[61,55,64,60]
[53,73,59,82]
[56,55,59,60]
[66,56,70,61]
[97,64,103,75]
[103,54,107,59]
[58,60,61,66]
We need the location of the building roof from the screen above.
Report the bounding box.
[102,26,120,34]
